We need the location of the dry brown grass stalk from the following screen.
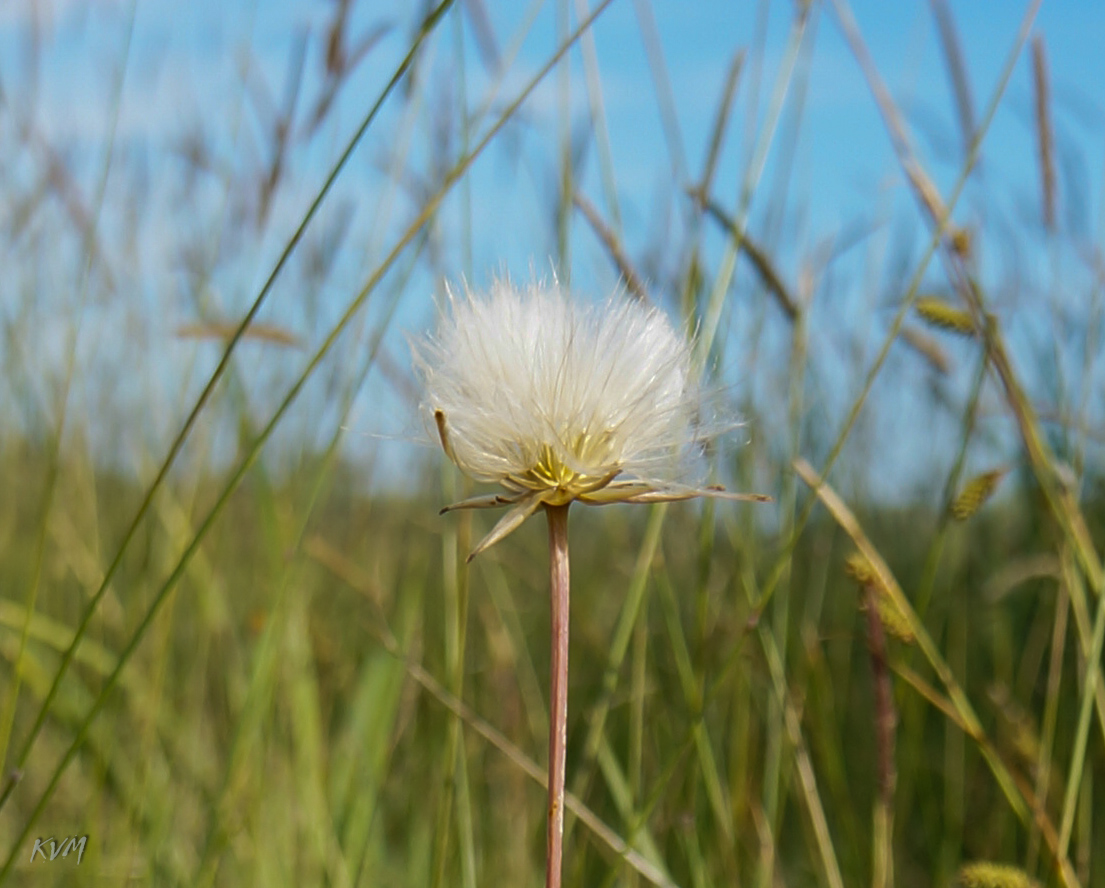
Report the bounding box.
[175,321,303,348]
[901,326,951,375]
[1032,35,1056,231]
[929,0,976,155]
[700,197,799,320]
[572,191,650,303]
[695,49,744,203]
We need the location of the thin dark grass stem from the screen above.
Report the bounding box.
[865,583,896,888]
[546,503,571,888]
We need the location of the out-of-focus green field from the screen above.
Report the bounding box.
[1,1,1104,886]
[1,441,1103,886]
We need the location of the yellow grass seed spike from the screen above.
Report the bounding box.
[873,596,915,645]
[949,226,973,258]
[844,551,877,586]
[915,296,976,336]
[844,552,915,644]
[951,468,1008,521]
[957,862,1040,888]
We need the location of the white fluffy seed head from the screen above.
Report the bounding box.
[412,278,719,501]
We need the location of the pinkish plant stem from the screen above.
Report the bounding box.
[545,503,570,888]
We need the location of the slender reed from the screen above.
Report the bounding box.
[545,504,571,888]
[864,581,896,888]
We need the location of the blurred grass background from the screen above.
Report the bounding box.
[2,0,1105,885]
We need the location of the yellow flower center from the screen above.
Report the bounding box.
[504,432,619,505]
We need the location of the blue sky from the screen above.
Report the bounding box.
[1,0,1103,498]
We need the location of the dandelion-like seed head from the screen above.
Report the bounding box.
[412,277,764,558]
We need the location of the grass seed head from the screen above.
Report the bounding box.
[845,552,914,644]
[844,551,878,586]
[872,596,915,645]
[915,296,977,336]
[957,862,1040,888]
[949,226,973,258]
[951,468,1008,521]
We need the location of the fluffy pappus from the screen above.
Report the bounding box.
[411,276,766,559]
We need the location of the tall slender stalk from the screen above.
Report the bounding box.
[864,583,896,888]
[546,503,571,888]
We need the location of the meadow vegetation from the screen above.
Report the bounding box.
[1,0,1103,886]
